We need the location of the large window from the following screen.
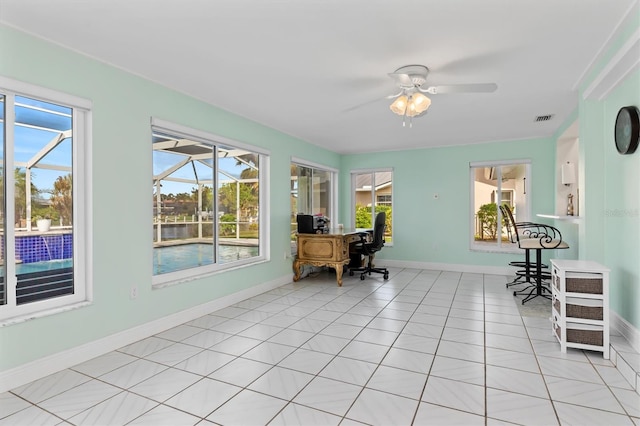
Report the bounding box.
[290,159,337,237]
[470,160,530,251]
[152,119,268,285]
[0,79,90,322]
[352,169,393,243]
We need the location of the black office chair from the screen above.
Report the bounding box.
[349,212,389,280]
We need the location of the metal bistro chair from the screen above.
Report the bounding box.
[500,205,569,304]
[500,205,550,288]
[349,211,389,281]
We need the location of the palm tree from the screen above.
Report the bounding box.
[234,154,259,218]
[10,168,39,226]
[51,174,72,225]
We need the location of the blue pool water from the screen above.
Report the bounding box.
[16,259,73,274]
[12,259,75,305]
[8,244,257,276]
[154,243,259,275]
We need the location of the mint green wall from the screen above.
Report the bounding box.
[603,73,640,330]
[0,25,340,371]
[339,138,556,267]
[579,99,608,262]
[577,14,640,330]
[579,72,640,330]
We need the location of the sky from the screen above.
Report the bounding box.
[4,96,72,200]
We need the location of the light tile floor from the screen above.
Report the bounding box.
[2,268,640,425]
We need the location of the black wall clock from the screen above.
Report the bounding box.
[614,106,640,155]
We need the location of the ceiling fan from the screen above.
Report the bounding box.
[386,64,497,126]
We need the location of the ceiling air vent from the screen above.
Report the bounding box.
[534,114,554,122]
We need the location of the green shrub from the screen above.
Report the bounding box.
[220,213,236,236]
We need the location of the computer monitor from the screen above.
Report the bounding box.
[296,214,314,234]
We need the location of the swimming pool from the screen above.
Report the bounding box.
[153,243,259,275]
[4,259,75,305]
[9,243,258,276]
[16,258,73,274]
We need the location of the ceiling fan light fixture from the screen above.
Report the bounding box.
[410,93,431,115]
[389,95,409,115]
[390,92,431,118]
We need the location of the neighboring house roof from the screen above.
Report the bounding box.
[354,172,393,191]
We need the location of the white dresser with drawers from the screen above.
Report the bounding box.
[551,259,610,359]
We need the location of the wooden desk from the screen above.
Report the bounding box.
[293,229,363,286]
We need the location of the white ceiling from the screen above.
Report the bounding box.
[0,0,634,154]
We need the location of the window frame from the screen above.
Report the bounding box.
[290,157,338,221]
[469,159,531,253]
[351,168,393,245]
[0,76,92,324]
[151,118,270,288]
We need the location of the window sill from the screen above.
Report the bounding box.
[1,301,92,327]
[536,214,582,224]
[153,257,269,289]
[469,245,522,255]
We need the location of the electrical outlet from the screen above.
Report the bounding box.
[130,286,138,300]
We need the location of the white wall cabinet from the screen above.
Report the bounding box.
[551,259,610,359]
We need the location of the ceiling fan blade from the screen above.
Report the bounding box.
[386,90,404,99]
[388,72,414,88]
[420,83,498,95]
[342,96,387,113]
[343,90,404,113]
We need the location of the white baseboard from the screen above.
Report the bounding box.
[609,310,640,394]
[382,259,512,276]
[0,275,291,393]
[611,309,640,353]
